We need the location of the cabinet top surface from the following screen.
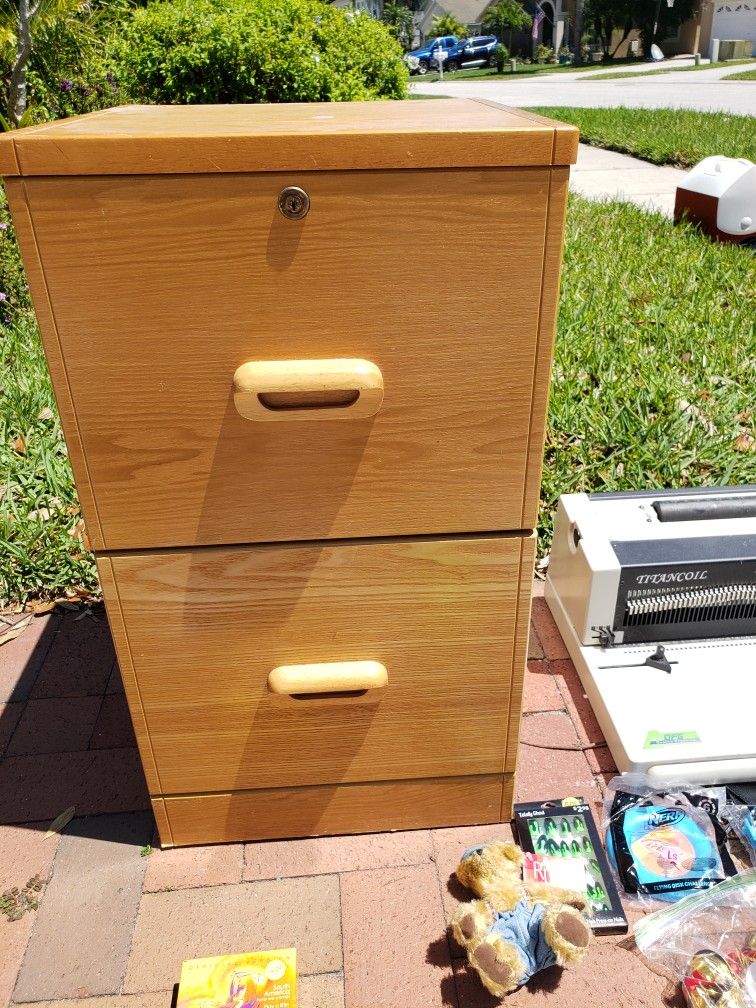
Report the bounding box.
[0,100,578,176]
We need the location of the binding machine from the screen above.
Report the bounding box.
[545,486,756,785]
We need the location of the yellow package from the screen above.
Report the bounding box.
[177,949,296,1008]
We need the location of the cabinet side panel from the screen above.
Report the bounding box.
[504,533,536,775]
[150,797,174,848]
[500,769,515,821]
[4,178,104,550]
[521,167,570,528]
[95,556,161,794]
[164,774,507,846]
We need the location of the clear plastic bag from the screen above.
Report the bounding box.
[723,807,756,869]
[635,868,756,1007]
[602,774,727,907]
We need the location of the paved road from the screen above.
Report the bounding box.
[412,60,756,114]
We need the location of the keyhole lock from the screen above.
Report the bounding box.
[278,186,310,220]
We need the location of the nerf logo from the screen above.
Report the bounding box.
[646,810,686,828]
[635,570,708,585]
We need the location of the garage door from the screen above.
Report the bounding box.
[713,2,756,53]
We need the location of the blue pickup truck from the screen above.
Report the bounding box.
[409,34,499,74]
[409,35,459,74]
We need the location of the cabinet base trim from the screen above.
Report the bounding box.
[158,773,514,847]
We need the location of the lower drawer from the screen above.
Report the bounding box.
[104,533,533,797]
[155,773,514,847]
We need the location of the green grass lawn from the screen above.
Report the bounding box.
[724,67,756,80]
[410,59,621,84]
[583,58,756,81]
[531,106,756,167]
[1,194,754,603]
[543,197,755,551]
[1,315,99,606]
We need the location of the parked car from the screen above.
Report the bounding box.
[408,35,459,74]
[426,34,500,73]
[457,35,500,68]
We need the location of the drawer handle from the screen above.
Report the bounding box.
[233,359,383,422]
[268,660,388,695]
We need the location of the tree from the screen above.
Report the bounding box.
[585,0,633,58]
[382,0,414,48]
[583,0,695,54]
[430,12,467,38]
[0,0,131,126]
[482,0,531,51]
[573,0,585,63]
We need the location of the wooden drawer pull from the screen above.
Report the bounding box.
[233,358,383,421]
[268,660,388,695]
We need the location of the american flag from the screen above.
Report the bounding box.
[532,5,545,39]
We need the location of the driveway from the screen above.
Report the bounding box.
[412,60,756,114]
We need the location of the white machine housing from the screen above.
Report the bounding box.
[675,156,756,240]
[546,486,756,786]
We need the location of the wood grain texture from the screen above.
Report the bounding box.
[95,556,161,793]
[500,770,515,821]
[150,797,174,848]
[162,774,508,846]
[0,100,578,176]
[521,167,571,526]
[3,179,105,550]
[26,168,553,549]
[552,126,580,166]
[504,533,537,774]
[470,99,579,166]
[0,135,19,175]
[109,535,524,795]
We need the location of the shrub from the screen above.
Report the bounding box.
[0,188,30,322]
[112,0,409,105]
[535,43,553,64]
[430,13,467,39]
[495,43,510,71]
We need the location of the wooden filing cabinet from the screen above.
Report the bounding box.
[0,100,578,847]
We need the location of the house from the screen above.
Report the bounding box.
[331,0,384,19]
[414,0,576,53]
[686,0,755,57]
[414,0,495,41]
[332,0,754,57]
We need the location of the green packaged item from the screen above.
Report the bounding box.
[513,797,628,935]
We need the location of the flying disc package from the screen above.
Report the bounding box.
[603,775,727,906]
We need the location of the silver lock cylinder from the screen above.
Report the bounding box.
[278,186,309,220]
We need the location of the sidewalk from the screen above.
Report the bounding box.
[412,59,756,114]
[0,590,671,1008]
[571,142,687,216]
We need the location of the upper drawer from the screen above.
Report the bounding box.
[23,167,554,550]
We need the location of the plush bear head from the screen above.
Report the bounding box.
[455,840,526,912]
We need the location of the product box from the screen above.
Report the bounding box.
[513,798,628,935]
[176,949,296,1008]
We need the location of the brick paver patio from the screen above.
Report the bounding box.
[0,585,678,1008]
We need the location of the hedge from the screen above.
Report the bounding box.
[112,0,409,104]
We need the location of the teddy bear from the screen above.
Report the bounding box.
[450,840,592,997]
